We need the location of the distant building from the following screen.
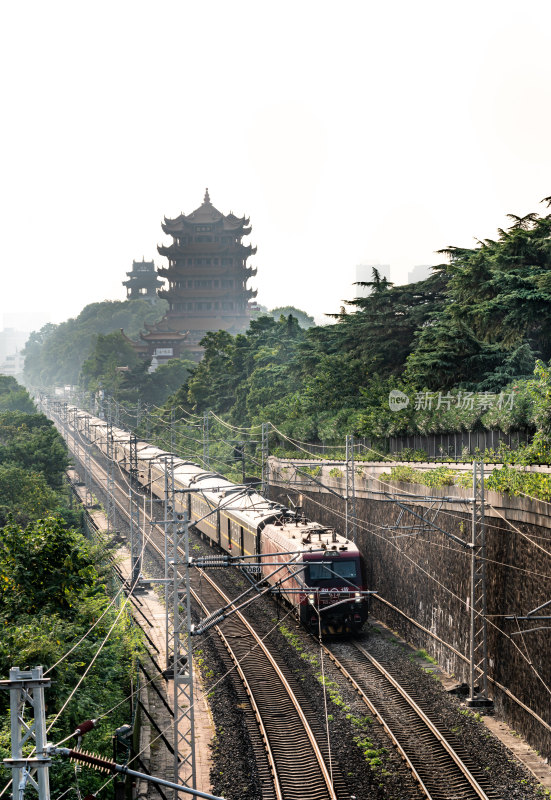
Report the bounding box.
[354,264,391,298]
[0,349,25,379]
[123,258,164,304]
[408,264,432,283]
[125,189,258,363]
[0,328,29,364]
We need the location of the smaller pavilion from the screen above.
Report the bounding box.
[123,258,164,304]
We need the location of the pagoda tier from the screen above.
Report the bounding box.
[156,265,258,280]
[122,258,164,303]
[158,286,257,302]
[125,190,258,363]
[157,242,257,258]
[161,189,251,237]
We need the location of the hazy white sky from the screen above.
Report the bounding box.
[1,0,550,328]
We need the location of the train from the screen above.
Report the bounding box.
[65,406,369,635]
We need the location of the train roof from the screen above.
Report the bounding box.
[262,519,360,557]
[194,477,288,527]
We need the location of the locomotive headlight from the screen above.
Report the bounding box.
[308,593,315,606]
[354,592,362,604]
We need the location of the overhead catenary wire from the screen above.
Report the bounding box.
[93,605,297,797]
[272,468,551,702]
[65,401,551,738]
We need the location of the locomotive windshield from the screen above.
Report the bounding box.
[308,559,359,582]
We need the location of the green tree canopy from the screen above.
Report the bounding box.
[23,298,168,387]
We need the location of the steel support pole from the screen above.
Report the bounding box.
[261,422,269,497]
[345,434,357,542]
[203,412,209,468]
[129,434,141,584]
[72,409,81,482]
[165,455,174,672]
[2,666,51,800]
[84,416,92,506]
[106,400,115,535]
[172,511,196,793]
[468,460,492,706]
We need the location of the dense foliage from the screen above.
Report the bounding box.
[0,375,35,413]
[155,199,551,448]
[0,381,141,795]
[80,330,195,406]
[23,298,168,387]
[22,197,551,456]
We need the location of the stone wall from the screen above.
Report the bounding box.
[268,459,551,758]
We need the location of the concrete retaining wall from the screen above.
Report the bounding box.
[268,458,551,758]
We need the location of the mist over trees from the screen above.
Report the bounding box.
[23,298,168,386]
[21,197,551,443]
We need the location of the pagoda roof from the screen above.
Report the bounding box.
[158,242,257,259]
[139,329,188,342]
[142,316,189,335]
[120,328,149,353]
[161,189,250,235]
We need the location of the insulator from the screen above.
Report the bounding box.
[69,748,117,773]
[73,719,97,737]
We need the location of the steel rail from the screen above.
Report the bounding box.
[60,414,337,800]
[353,642,493,799]
[321,642,432,798]
[324,638,496,800]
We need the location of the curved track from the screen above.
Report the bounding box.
[59,416,346,800]
[325,640,501,800]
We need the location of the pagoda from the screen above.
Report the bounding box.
[128,190,258,364]
[123,258,164,304]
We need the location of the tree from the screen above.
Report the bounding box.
[0,376,35,413]
[0,517,98,614]
[0,411,68,488]
[80,330,142,392]
[441,203,551,356]
[269,306,316,328]
[23,298,168,387]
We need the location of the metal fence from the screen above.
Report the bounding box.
[296,429,533,461]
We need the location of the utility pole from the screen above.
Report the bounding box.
[261,422,269,497]
[345,434,357,542]
[468,460,491,706]
[136,399,141,431]
[1,666,51,800]
[162,456,196,792]
[129,434,141,584]
[72,408,81,481]
[164,455,174,673]
[171,409,175,453]
[203,412,209,468]
[172,510,196,792]
[106,399,116,535]
[84,415,92,506]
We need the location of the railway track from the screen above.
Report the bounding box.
[60,419,348,800]
[54,413,510,800]
[325,639,501,800]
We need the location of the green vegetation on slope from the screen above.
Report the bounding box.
[23,298,168,386]
[80,330,195,406]
[0,381,142,795]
